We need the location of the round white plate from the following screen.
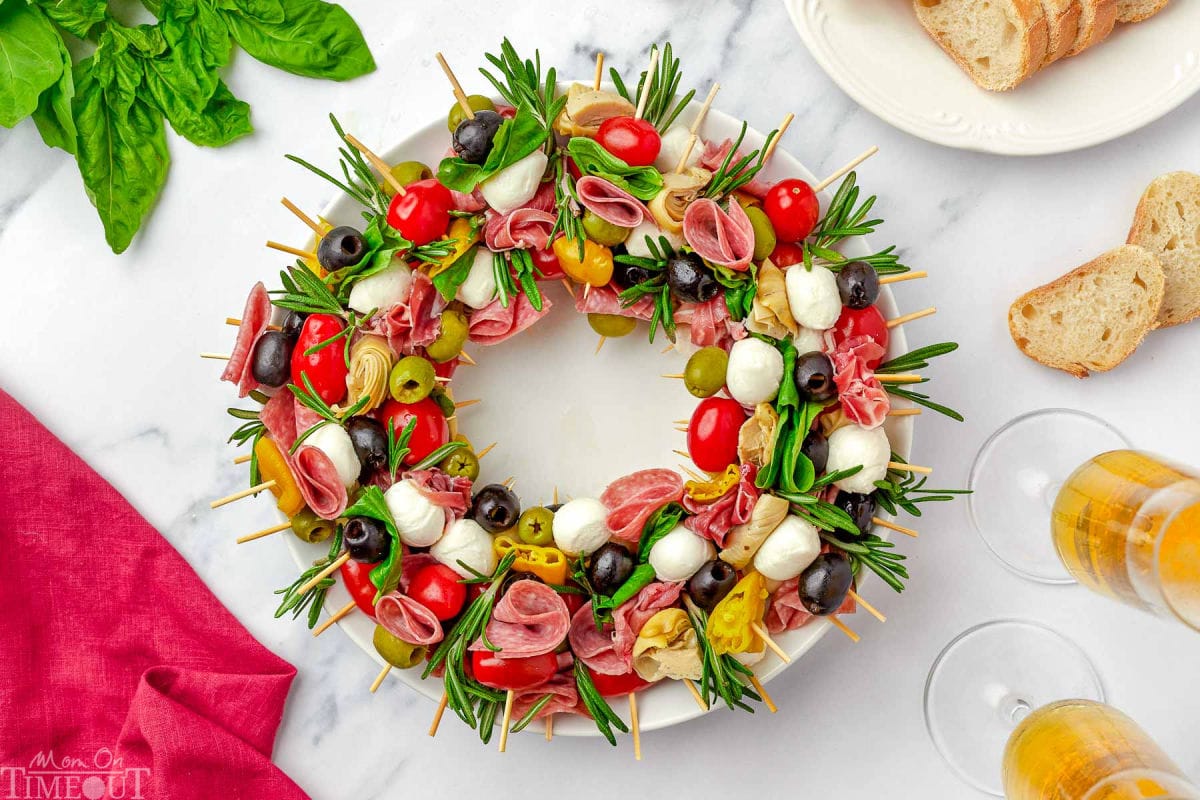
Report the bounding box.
[287,99,913,736]
[783,0,1200,155]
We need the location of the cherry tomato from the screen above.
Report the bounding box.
[769,241,805,268]
[378,397,449,465]
[531,241,565,280]
[561,590,584,620]
[763,179,820,243]
[687,397,747,473]
[432,358,458,381]
[552,236,613,287]
[565,157,582,181]
[406,564,466,621]
[290,313,349,405]
[386,178,452,246]
[470,651,559,691]
[831,305,889,367]
[587,667,652,697]
[339,558,379,618]
[595,117,661,167]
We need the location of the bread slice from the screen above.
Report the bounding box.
[1040,0,1082,64]
[1008,245,1164,377]
[914,0,1049,91]
[1066,0,1118,54]
[1127,172,1200,327]
[1116,0,1168,21]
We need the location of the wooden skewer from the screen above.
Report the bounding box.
[312,601,356,637]
[888,462,932,475]
[210,480,276,509]
[592,52,605,91]
[673,419,689,425]
[760,112,794,166]
[233,453,252,465]
[476,442,497,460]
[498,689,515,752]
[200,352,231,361]
[369,664,391,693]
[678,464,706,482]
[848,589,886,623]
[454,398,481,410]
[595,336,606,355]
[674,426,688,433]
[436,51,476,122]
[661,344,674,354]
[879,270,928,285]
[749,675,777,713]
[685,678,708,710]
[296,552,350,597]
[583,282,592,301]
[560,278,576,299]
[502,476,515,488]
[457,351,477,366]
[281,197,322,234]
[750,622,792,664]
[672,448,692,460]
[545,714,554,741]
[225,317,283,332]
[343,134,406,196]
[814,146,879,192]
[829,615,861,643]
[887,408,922,417]
[873,516,918,538]
[674,83,720,173]
[875,373,923,384]
[629,693,642,761]
[633,48,661,120]
[236,520,292,544]
[662,373,685,379]
[266,240,317,261]
[886,306,936,329]
[434,376,452,383]
[428,692,449,737]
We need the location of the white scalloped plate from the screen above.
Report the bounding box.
[287,98,913,736]
[783,0,1200,155]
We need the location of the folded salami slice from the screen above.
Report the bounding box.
[574,284,655,320]
[682,197,755,272]
[470,580,569,658]
[221,282,271,398]
[611,581,683,665]
[568,602,628,675]
[290,445,348,520]
[575,176,647,228]
[377,592,444,646]
[484,208,556,252]
[259,391,297,451]
[467,293,553,346]
[683,463,759,547]
[511,669,581,721]
[833,335,890,430]
[600,469,684,544]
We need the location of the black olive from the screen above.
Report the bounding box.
[587,543,634,595]
[836,261,880,310]
[470,484,520,533]
[686,559,738,612]
[317,225,367,271]
[280,311,307,340]
[833,491,877,539]
[345,416,388,482]
[801,430,829,474]
[794,351,837,402]
[612,258,655,290]
[249,331,293,388]
[452,110,504,165]
[666,253,720,303]
[797,552,854,616]
[344,516,390,563]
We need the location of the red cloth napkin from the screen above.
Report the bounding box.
[0,389,308,800]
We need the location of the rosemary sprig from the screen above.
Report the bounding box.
[776,491,860,536]
[820,531,909,593]
[614,236,679,343]
[548,152,585,254]
[274,528,344,628]
[509,693,555,734]
[801,171,911,276]
[510,248,544,311]
[574,659,630,745]
[386,417,417,480]
[809,464,864,491]
[409,239,458,265]
[271,262,344,315]
[411,441,468,472]
[702,121,779,200]
[480,38,567,140]
[884,385,964,421]
[285,114,389,217]
[875,342,959,374]
[685,598,761,712]
[609,43,695,131]
[303,307,376,369]
[226,407,264,445]
[286,374,370,452]
[492,251,516,308]
[803,244,909,276]
[874,453,971,518]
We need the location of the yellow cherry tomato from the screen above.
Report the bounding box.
[254,437,305,517]
[553,236,613,287]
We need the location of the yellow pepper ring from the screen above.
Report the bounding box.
[492,535,568,585]
[685,464,741,502]
[254,437,305,517]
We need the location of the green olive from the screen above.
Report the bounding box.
[289,508,334,543]
[581,210,630,247]
[684,346,730,398]
[440,448,480,481]
[587,313,637,338]
[447,95,497,132]
[389,355,436,403]
[517,506,555,546]
[372,625,426,669]
[385,161,433,197]
[745,206,777,263]
[425,307,469,363]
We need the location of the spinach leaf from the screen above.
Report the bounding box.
[0,2,65,128]
[219,0,374,81]
[31,27,76,153]
[344,485,402,603]
[566,137,664,200]
[436,105,548,193]
[33,0,106,37]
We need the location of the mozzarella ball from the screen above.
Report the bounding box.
[384,479,445,547]
[552,498,612,557]
[624,218,684,258]
[480,150,549,214]
[648,524,716,582]
[752,515,821,581]
[432,518,497,578]
[347,261,412,315]
[726,337,784,406]
[785,264,841,331]
[826,425,891,493]
[793,326,827,356]
[304,424,360,487]
[653,125,701,174]
[456,247,498,309]
[733,646,766,667]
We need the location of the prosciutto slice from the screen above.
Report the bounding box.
[611,581,684,664]
[764,576,857,634]
[511,669,581,721]
[372,271,445,355]
[221,282,271,397]
[574,285,655,320]
[467,293,553,345]
[682,464,759,547]
[685,295,747,350]
[398,551,439,593]
[401,468,473,522]
[699,139,774,198]
[832,335,890,429]
[575,176,647,228]
[682,197,755,272]
[470,580,570,658]
[484,209,556,252]
[376,592,444,646]
[449,187,487,213]
[291,445,348,520]
[568,603,627,675]
[260,391,297,450]
[600,469,684,544]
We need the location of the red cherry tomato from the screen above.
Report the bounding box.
[339,558,379,618]
[290,313,349,405]
[687,397,748,473]
[531,241,565,280]
[832,305,889,367]
[378,398,449,465]
[432,358,458,381]
[595,117,661,167]
[386,178,452,246]
[769,241,805,268]
[561,590,584,620]
[470,651,559,691]
[587,667,652,697]
[406,564,466,621]
[565,157,582,182]
[763,179,820,243]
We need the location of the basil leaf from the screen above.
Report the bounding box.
[33,0,105,37]
[345,486,402,603]
[213,0,285,23]
[220,0,375,81]
[436,104,547,193]
[31,28,76,154]
[637,501,686,563]
[0,2,65,128]
[566,137,664,200]
[432,243,479,301]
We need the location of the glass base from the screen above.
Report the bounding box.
[924,620,1105,796]
[968,409,1131,583]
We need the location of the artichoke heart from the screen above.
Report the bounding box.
[745,258,799,339]
[648,167,712,234]
[345,334,393,415]
[632,608,703,682]
[553,83,636,138]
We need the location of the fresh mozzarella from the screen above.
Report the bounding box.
[624,218,684,258]
[552,498,612,557]
[653,125,700,174]
[725,337,784,406]
[793,326,827,356]
[480,150,549,214]
[384,479,445,547]
[785,264,841,331]
[733,646,766,667]
[648,524,715,582]
[752,515,820,581]
[347,261,412,315]
[826,425,891,493]
[667,326,701,359]
[432,518,497,578]
[304,424,360,487]
[456,247,498,309]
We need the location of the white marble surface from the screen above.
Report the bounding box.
[2,0,1199,796]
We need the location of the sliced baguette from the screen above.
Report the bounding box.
[1116,0,1169,21]
[1127,171,1200,327]
[1066,0,1118,55]
[914,0,1049,91]
[1040,0,1083,64]
[1008,245,1164,377]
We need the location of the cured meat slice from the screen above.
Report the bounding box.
[764,576,856,634]
[682,197,755,272]
[376,592,444,646]
[683,463,759,547]
[293,396,324,435]
[470,580,570,658]
[449,187,487,213]
[467,293,553,345]
[511,669,581,720]
[699,139,774,198]
[686,295,746,350]
[600,469,684,544]
[260,390,297,451]
[576,176,647,228]
[398,551,439,593]
[568,602,627,675]
[611,581,683,664]
[574,284,655,320]
[484,208,556,252]
[832,335,890,429]
[401,468,473,522]
[221,282,271,397]
[372,271,445,355]
[290,445,348,520]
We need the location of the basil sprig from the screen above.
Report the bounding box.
[436,103,548,193]
[343,485,403,603]
[566,137,664,200]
